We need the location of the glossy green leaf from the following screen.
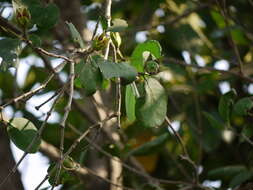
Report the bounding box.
[218,89,237,125]
[0,38,20,71]
[136,77,167,127]
[233,97,253,116]
[75,62,103,96]
[107,18,128,32]
[98,61,137,84]
[66,22,85,49]
[7,117,41,153]
[229,170,253,188]
[128,133,169,156]
[125,84,136,122]
[131,40,162,72]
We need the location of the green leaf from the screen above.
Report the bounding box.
[233,97,253,116]
[210,10,226,29]
[131,40,162,72]
[25,1,59,29]
[29,34,41,47]
[107,18,128,32]
[203,112,224,130]
[97,61,137,84]
[125,84,136,122]
[218,89,237,125]
[136,77,167,127]
[75,62,103,96]
[208,165,247,180]
[229,170,253,188]
[128,133,169,156]
[0,38,20,71]
[7,117,41,153]
[231,28,249,45]
[99,15,108,30]
[66,22,85,49]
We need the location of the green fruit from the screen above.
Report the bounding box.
[145,60,159,74]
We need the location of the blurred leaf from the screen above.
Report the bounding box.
[7,117,41,153]
[107,18,128,32]
[233,97,253,116]
[210,10,226,28]
[165,24,199,51]
[208,165,247,181]
[229,170,253,188]
[131,40,162,72]
[203,112,224,130]
[136,77,167,127]
[231,28,249,45]
[24,0,59,29]
[218,89,237,125]
[125,84,136,122]
[129,133,169,156]
[66,22,85,49]
[75,62,103,96]
[200,118,222,152]
[0,38,20,71]
[97,60,137,84]
[29,34,41,47]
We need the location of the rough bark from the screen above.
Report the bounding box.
[0,126,24,190]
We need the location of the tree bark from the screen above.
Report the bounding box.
[0,126,24,190]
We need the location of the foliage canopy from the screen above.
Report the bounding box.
[1,0,253,190]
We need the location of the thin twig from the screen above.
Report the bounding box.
[165,116,199,185]
[35,88,62,110]
[0,16,73,63]
[68,123,191,186]
[104,1,123,189]
[51,61,75,190]
[0,85,66,189]
[134,3,209,31]
[91,17,100,41]
[36,114,117,189]
[164,57,253,83]
[34,174,49,190]
[111,42,122,129]
[215,0,244,75]
[104,0,112,60]
[1,73,55,108]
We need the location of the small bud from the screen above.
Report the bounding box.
[92,33,109,51]
[16,7,31,28]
